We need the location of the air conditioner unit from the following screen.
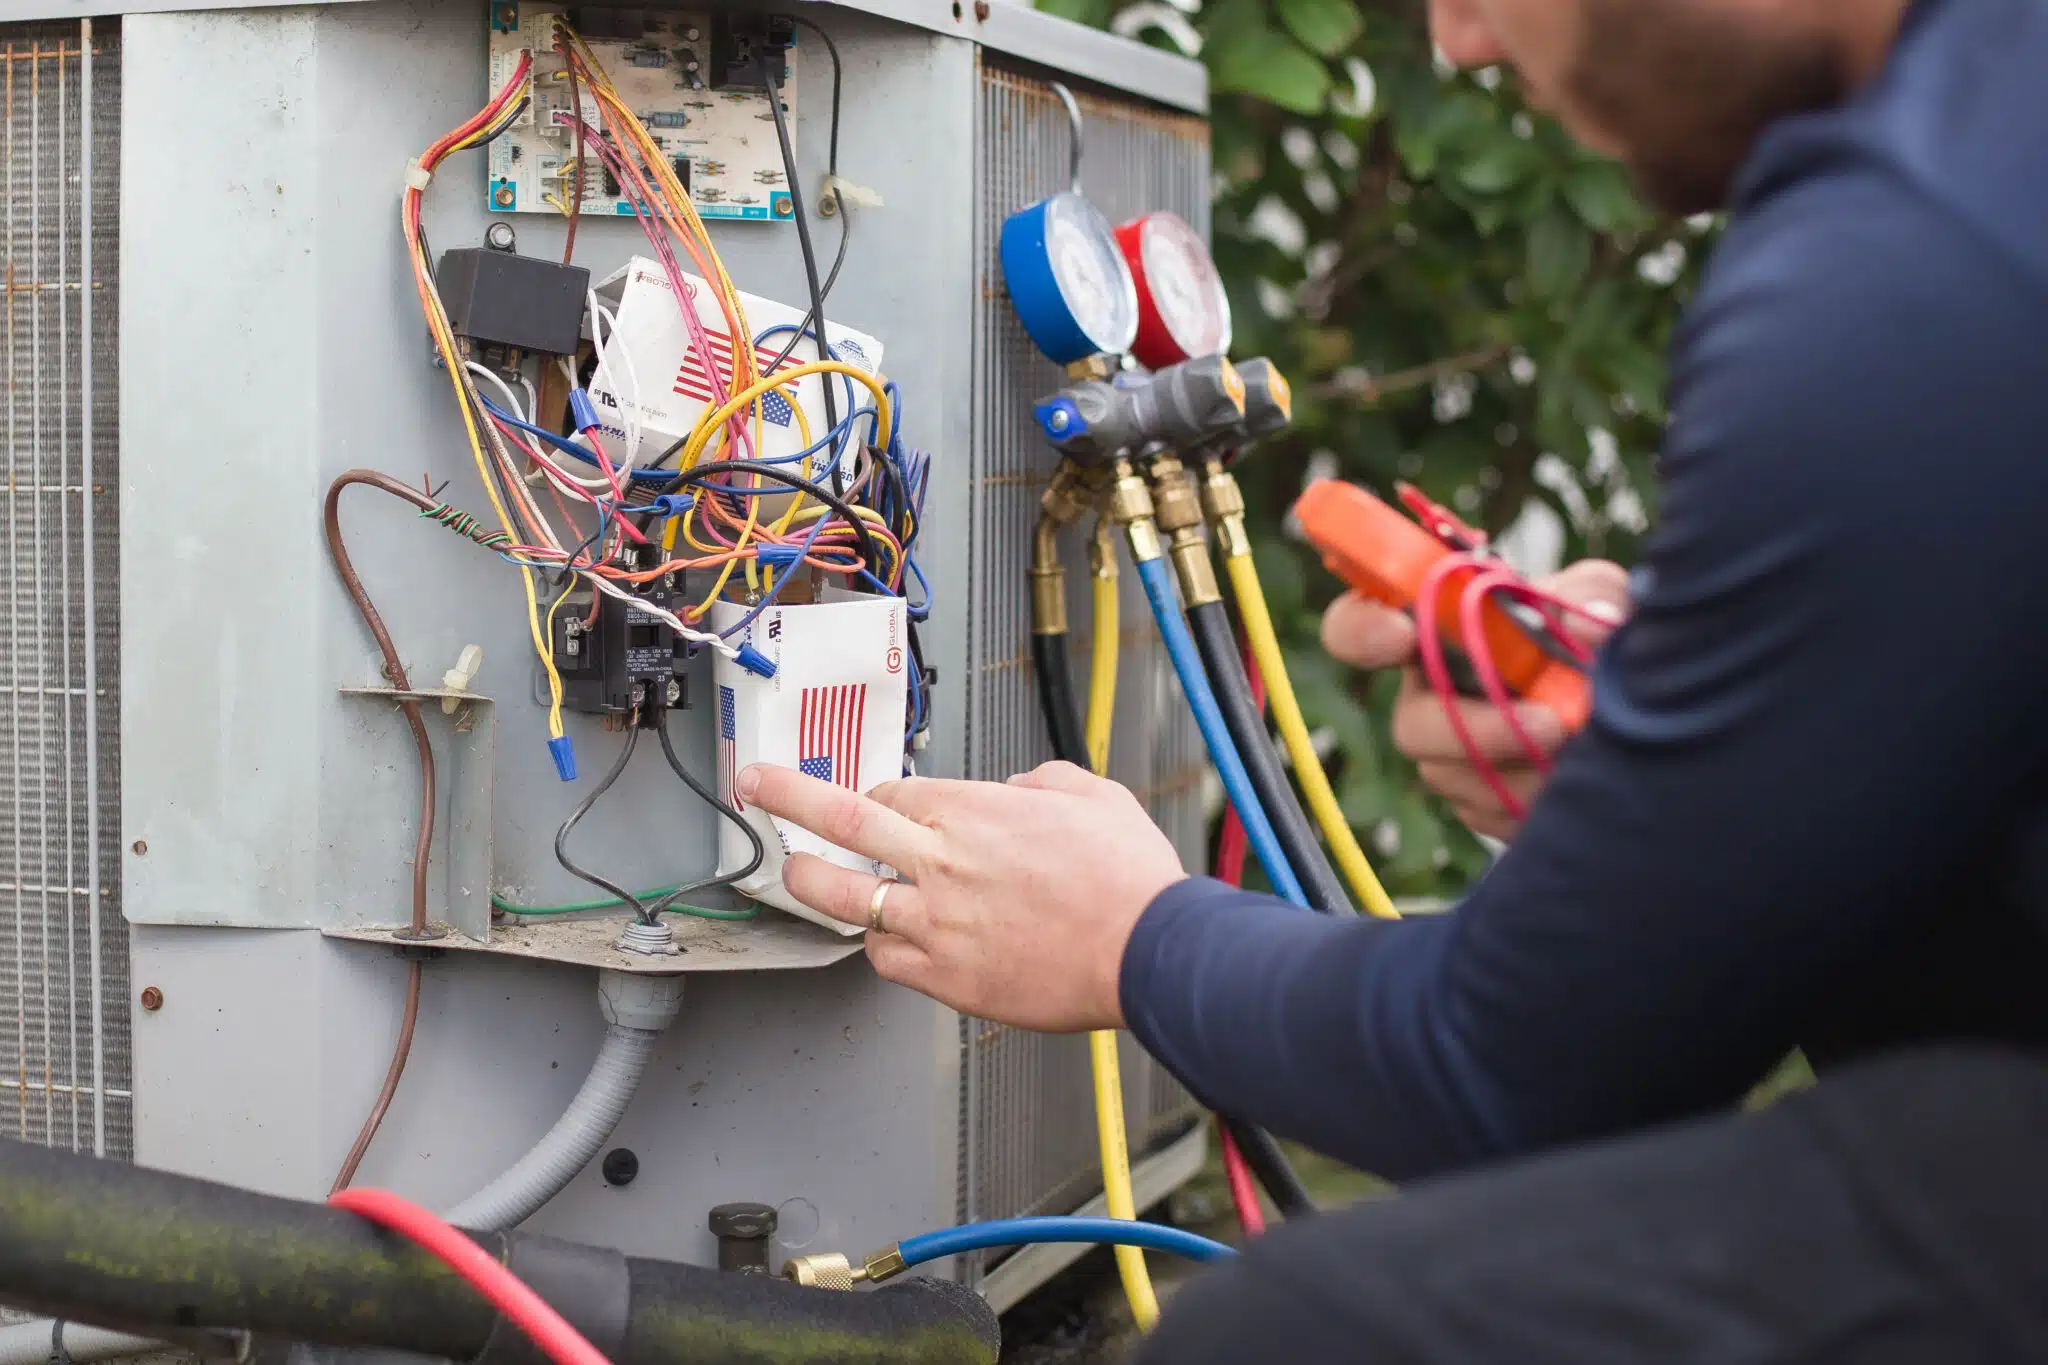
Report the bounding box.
[0,0,1210,1314]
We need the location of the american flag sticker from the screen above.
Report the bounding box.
[756,388,795,428]
[673,331,789,404]
[719,685,742,811]
[799,684,867,790]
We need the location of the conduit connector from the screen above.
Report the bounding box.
[615,918,683,957]
[599,968,685,1027]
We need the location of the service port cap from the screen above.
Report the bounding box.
[1000,192,1140,365]
[1116,211,1232,370]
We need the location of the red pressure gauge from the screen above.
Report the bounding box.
[1115,211,1232,370]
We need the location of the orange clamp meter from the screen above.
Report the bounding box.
[1292,479,1592,732]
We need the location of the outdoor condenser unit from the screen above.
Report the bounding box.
[0,0,1212,1313]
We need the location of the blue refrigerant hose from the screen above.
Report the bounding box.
[897,1217,1235,1270]
[1135,554,1308,906]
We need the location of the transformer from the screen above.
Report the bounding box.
[0,0,1210,1316]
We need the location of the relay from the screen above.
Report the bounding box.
[551,552,690,718]
[437,247,590,356]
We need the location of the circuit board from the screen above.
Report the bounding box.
[485,3,797,222]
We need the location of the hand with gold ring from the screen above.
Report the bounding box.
[735,761,1185,1032]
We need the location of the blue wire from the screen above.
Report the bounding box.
[716,512,833,640]
[897,1217,1235,1269]
[477,397,679,487]
[1135,555,1308,906]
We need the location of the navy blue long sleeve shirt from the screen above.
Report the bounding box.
[1120,0,2048,1182]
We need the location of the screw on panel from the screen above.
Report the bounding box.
[974,0,990,18]
[130,840,146,856]
[485,222,518,252]
[709,1202,778,1274]
[139,987,163,1012]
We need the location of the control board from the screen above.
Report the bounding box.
[486,3,798,222]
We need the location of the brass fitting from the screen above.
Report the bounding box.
[1200,458,1253,560]
[1029,512,1068,636]
[1040,458,1106,529]
[1141,454,1204,538]
[1088,516,1118,582]
[1064,354,1118,383]
[1104,460,1162,564]
[782,1246,909,1291]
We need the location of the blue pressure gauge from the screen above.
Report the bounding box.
[999,192,1140,365]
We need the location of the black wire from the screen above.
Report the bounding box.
[785,16,841,174]
[1187,599,1355,918]
[554,721,650,922]
[670,459,882,573]
[646,705,765,917]
[1226,1118,1319,1220]
[762,59,842,497]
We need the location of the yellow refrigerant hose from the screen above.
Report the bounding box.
[1083,521,1161,1330]
[1225,550,1402,922]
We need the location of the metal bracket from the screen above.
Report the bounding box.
[339,687,497,943]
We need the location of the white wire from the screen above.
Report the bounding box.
[578,568,735,656]
[585,290,645,471]
[465,359,612,495]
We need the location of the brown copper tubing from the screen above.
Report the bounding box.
[323,470,442,1192]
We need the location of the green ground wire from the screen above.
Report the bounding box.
[491,887,761,921]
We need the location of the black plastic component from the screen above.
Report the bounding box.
[601,1148,640,1187]
[552,550,689,718]
[708,1202,778,1275]
[574,6,644,41]
[435,248,590,355]
[709,13,794,90]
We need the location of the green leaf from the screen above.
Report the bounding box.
[1209,28,1332,115]
[1455,138,1542,195]
[1525,210,1591,299]
[1276,0,1363,57]
[1560,161,1643,234]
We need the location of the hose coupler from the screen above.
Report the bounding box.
[1029,513,1068,636]
[1105,460,1162,564]
[1089,516,1117,581]
[1199,459,1253,560]
[783,1246,908,1291]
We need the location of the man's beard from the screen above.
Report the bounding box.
[1569,0,1856,215]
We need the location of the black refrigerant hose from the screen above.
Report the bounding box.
[1031,631,1092,772]
[0,1136,997,1365]
[1187,598,1356,918]
[1028,618,1321,1223]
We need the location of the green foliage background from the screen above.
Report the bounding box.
[1040,0,1716,894]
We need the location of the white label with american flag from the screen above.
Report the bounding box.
[709,596,909,935]
[590,257,885,480]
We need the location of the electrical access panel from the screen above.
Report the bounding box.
[486,2,798,221]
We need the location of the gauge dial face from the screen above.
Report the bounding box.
[1138,212,1231,360]
[1044,193,1139,356]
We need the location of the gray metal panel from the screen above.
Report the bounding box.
[122,0,970,1261]
[958,58,1205,1277]
[0,0,1208,115]
[0,16,127,1160]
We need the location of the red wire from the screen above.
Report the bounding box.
[1413,553,1609,823]
[1212,627,1267,1238]
[1217,1123,1268,1239]
[328,1188,613,1365]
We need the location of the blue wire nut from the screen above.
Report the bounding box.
[734,644,777,679]
[548,735,578,783]
[755,543,804,570]
[568,387,601,434]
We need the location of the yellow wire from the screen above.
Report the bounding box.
[1078,535,1157,1331]
[1225,550,1401,920]
[409,65,565,738]
[678,362,894,471]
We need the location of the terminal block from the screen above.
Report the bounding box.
[550,552,690,718]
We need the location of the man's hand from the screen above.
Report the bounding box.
[1321,559,1632,839]
[736,760,1186,1031]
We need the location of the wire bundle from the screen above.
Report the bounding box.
[1411,552,1598,822]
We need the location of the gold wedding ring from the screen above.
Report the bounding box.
[867,879,893,936]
